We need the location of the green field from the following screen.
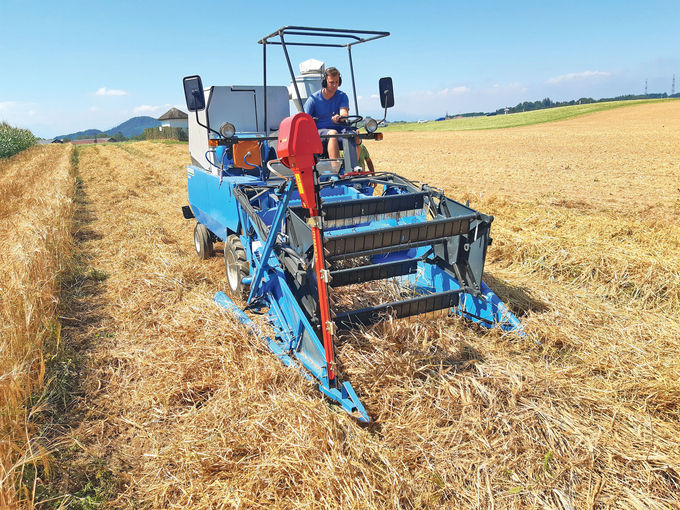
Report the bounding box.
[383,98,679,132]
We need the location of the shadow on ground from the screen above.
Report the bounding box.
[484,272,548,316]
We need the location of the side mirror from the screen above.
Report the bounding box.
[183,75,206,112]
[379,77,394,108]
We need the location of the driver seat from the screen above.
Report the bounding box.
[319,134,359,174]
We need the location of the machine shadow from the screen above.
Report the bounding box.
[483,272,549,316]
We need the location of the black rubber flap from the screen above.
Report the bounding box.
[291,192,427,221]
[325,216,473,259]
[329,258,419,287]
[335,289,461,329]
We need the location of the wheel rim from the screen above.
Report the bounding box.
[226,250,239,291]
[194,229,201,253]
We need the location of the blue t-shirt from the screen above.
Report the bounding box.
[303,89,349,129]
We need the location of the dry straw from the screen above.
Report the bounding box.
[6,101,680,508]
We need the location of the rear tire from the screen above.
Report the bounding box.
[225,234,249,299]
[194,223,213,259]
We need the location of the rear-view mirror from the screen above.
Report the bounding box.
[379,77,394,108]
[183,75,206,112]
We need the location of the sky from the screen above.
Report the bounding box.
[1,0,678,139]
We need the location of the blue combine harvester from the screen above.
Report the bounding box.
[181,27,522,422]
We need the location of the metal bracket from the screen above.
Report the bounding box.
[320,269,332,283]
[307,215,322,229]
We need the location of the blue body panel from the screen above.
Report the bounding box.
[187,165,260,240]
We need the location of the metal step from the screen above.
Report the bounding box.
[329,258,420,288]
[325,215,475,261]
[335,289,462,329]
[290,192,427,222]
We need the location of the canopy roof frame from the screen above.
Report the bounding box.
[258,26,390,135]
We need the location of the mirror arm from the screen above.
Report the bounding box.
[194,110,223,139]
[379,90,389,124]
[380,105,389,124]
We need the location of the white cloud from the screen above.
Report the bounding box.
[133,105,162,114]
[89,106,101,112]
[486,82,528,97]
[437,86,469,96]
[547,71,611,84]
[94,87,128,96]
[0,101,17,111]
[0,100,40,118]
[491,82,525,90]
[370,94,379,99]
[410,86,470,98]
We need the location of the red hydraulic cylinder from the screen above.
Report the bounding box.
[277,113,336,384]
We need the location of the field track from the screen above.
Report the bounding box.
[8,101,680,507]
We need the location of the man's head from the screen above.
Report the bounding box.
[322,67,342,92]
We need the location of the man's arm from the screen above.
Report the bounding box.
[303,96,315,116]
[333,92,350,123]
[366,156,375,172]
[332,107,349,124]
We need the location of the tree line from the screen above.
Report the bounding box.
[487,92,678,116]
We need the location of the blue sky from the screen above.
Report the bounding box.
[1,0,678,138]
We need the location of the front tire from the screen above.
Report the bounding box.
[225,234,249,299]
[194,223,213,259]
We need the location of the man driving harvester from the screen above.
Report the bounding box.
[303,67,351,166]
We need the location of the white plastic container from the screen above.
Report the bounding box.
[288,59,324,112]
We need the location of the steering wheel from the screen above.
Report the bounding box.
[338,115,363,127]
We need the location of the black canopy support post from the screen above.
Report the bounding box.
[258,27,390,47]
[347,45,359,116]
[264,42,348,48]
[282,30,361,41]
[256,27,391,117]
[263,41,268,136]
[280,31,304,113]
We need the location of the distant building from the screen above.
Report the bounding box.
[158,108,188,131]
[71,137,112,145]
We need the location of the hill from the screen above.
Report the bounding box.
[57,116,161,140]
[56,128,106,140]
[108,116,161,137]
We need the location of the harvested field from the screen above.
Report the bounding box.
[374,101,680,221]
[5,102,680,508]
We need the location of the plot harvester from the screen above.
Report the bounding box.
[182,27,522,422]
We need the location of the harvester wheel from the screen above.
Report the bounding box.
[194,223,213,259]
[225,235,249,299]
